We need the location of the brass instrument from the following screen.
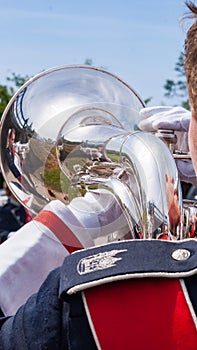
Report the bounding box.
[0,65,196,244]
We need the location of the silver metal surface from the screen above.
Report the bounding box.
[0,65,196,245]
[171,249,191,261]
[0,65,144,216]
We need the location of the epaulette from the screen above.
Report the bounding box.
[59,238,197,297]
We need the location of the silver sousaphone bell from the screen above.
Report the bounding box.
[0,65,196,244]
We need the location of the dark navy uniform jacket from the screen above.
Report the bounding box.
[0,268,96,350]
[0,198,26,243]
[0,240,196,349]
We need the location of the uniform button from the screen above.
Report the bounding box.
[171,249,191,261]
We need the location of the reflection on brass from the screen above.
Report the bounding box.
[0,65,196,245]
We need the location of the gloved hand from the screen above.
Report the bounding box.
[138,106,190,151]
[138,106,190,133]
[138,106,197,187]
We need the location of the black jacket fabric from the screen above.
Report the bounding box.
[0,267,96,350]
[0,198,26,243]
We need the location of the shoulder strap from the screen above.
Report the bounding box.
[59,239,197,296]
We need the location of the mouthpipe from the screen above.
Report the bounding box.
[155,129,191,160]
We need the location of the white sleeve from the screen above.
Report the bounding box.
[0,199,92,316]
[0,195,128,316]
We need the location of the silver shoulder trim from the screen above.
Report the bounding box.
[67,269,197,295]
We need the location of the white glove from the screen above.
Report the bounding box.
[138,106,190,132]
[69,190,129,240]
[138,106,197,187]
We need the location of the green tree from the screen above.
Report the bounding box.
[163,52,190,110]
[84,58,93,66]
[0,72,29,119]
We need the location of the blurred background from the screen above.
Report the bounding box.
[0,0,190,107]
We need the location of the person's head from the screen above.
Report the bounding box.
[184,1,197,174]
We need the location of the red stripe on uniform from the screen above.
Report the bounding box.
[34,210,84,253]
[84,278,197,350]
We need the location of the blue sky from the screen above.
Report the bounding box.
[0,0,191,105]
